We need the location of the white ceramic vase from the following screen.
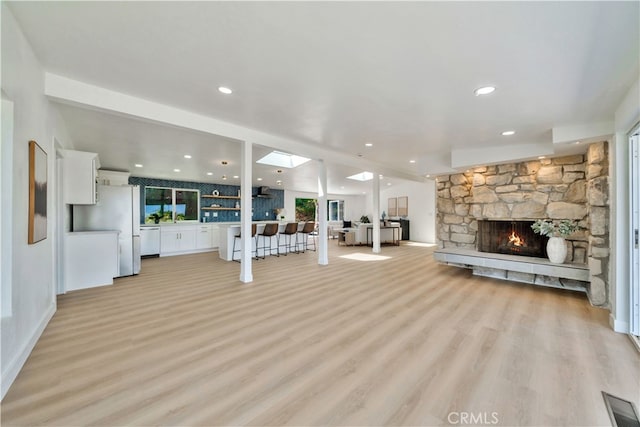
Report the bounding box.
[546,236,567,264]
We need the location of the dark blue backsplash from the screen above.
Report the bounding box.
[129,176,284,223]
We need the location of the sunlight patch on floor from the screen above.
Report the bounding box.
[404,241,438,248]
[339,253,392,262]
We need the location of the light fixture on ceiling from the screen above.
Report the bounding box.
[379,174,384,179]
[222,175,227,180]
[206,172,213,176]
[218,86,233,95]
[134,164,143,168]
[257,177,263,181]
[409,160,416,164]
[387,182,392,186]
[221,160,228,165]
[538,156,546,159]
[256,151,310,168]
[184,154,192,159]
[365,143,373,147]
[173,168,180,172]
[233,175,239,179]
[474,86,496,96]
[425,174,430,178]
[501,130,515,136]
[347,171,373,181]
[340,186,345,189]
[575,141,582,145]
[276,180,282,185]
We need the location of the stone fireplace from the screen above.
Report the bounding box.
[435,141,610,307]
[477,220,548,258]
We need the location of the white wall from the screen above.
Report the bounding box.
[284,190,367,223]
[365,180,436,243]
[1,5,74,398]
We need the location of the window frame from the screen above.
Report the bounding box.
[144,186,200,223]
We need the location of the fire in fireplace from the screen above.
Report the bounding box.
[477,220,548,258]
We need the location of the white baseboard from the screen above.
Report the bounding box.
[609,313,629,334]
[1,302,56,400]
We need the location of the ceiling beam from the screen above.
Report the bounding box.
[451,142,554,170]
[552,121,614,145]
[44,73,426,183]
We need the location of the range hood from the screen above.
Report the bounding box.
[256,186,271,198]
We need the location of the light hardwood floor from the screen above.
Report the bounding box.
[2,242,638,426]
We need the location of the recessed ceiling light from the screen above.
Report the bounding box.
[501,131,515,136]
[425,174,430,178]
[538,156,546,159]
[365,143,373,147]
[347,171,373,181]
[221,160,228,165]
[409,160,416,164]
[362,191,366,194]
[233,175,239,179]
[222,175,227,180]
[206,172,213,176]
[474,86,496,96]
[173,169,180,172]
[575,141,582,145]
[218,86,232,94]
[379,174,384,179]
[134,164,143,168]
[184,154,192,159]
[257,177,263,181]
[387,183,392,186]
[276,180,282,185]
[340,186,345,189]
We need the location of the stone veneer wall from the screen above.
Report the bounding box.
[436,141,610,307]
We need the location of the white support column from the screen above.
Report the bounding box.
[317,160,329,265]
[239,140,253,283]
[372,173,381,253]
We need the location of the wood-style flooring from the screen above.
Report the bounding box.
[2,242,638,426]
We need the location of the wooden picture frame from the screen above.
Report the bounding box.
[397,196,408,217]
[29,140,47,244]
[388,197,397,217]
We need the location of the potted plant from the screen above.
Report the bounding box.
[531,219,578,264]
[359,215,370,224]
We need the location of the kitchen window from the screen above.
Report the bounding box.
[145,187,200,223]
[328,200,344,222]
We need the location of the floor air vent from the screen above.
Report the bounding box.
[603,392,640,427]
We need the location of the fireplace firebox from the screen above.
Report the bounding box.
[477,220,548,258]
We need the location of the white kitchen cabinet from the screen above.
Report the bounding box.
[62,149,100,205]
[65,231,119,292]
[161,226,197,255]
[196,225,213,249]
[210,225,220,249]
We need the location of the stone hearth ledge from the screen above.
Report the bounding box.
[433,248,589,292]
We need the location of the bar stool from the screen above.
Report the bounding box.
[232,223,258,262]
[257,223,280,259]
[298,221,316,252]
[279,222,300,255]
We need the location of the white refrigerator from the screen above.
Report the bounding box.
[73,185,141,276]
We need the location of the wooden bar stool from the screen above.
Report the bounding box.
[232,223,258,262]
[257,223,280,258]
[279,222,300,255]
[298,221,316,252]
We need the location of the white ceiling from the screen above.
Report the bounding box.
[7,1,639,193]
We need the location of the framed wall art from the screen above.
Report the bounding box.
[29,140,47,244]
[397,196,408,217]
[388,197,397,217]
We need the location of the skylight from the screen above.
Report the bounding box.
[256,151,311,168]
[347,171,373,181]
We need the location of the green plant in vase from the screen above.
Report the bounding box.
[531,219,578,263]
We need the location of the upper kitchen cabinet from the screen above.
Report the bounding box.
[61,149,100,205]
